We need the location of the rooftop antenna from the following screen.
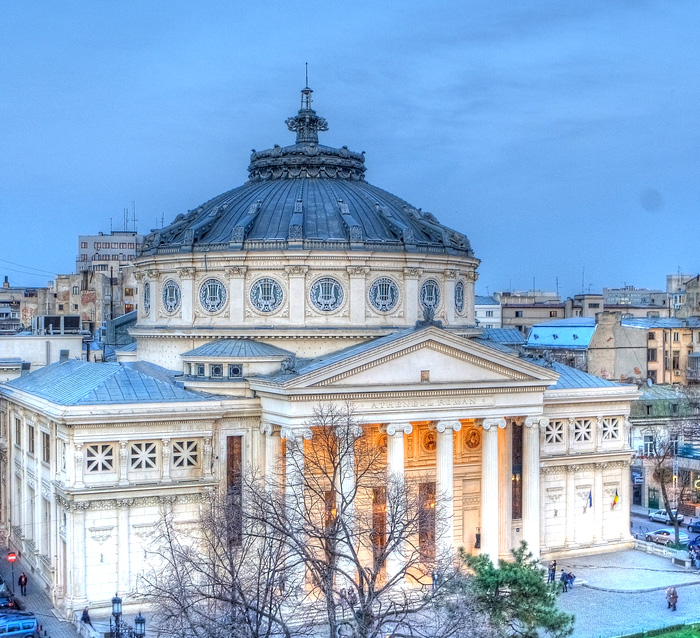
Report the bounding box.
[556,276,559,297]
[581,266,585,294]
[132,201,137,232]
[110,217,113,233]
[305,61,309,88]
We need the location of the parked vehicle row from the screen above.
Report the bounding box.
[0,575,38,637]
[644,528,690,546]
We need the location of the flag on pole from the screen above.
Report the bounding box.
[588,489,593,508]
[612,489,620,509]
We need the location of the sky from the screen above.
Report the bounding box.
[1,1,699,297]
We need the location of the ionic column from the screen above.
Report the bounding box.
[347,266,369,324]
[116,499,133,594]
[280,427,312,594]
[523,416,546,558]
[337,424,362,582]
[226,266,247,323]
[433,420,461,558]
[403,268,423,325]
[565,466,577,545]
[497,422,512,559]
[383,422,413,579]
[71,502,89,606]
[261,422,281,489]
[285,266,309,325]
[178,268,194,324]
[593,463,605,542]
[118,441,129,487]
[162,439,172,483]
[480,418,505,563]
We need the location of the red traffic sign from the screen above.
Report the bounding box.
[7,552,16,562]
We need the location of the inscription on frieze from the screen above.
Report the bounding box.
[356,395,495,411]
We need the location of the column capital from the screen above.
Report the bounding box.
[336,424,363,439]
[284,265,309,276]
[524,416,549,430]
[481,418,506,431]
[260,421,279,436]
[346,266,370,278]
[280,426,313,443]
[431,420,462,433]
[177,267,195,279]
[382,422,413,436]
[225,266,247,277]
[403,267,423,279]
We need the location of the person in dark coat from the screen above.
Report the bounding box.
[666,586,678,611]
[560,571,569,592]
[17,573,27,596]
[547,560,557,584]
[81,607,95,629]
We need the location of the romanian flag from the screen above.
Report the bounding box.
[612,489,620,509]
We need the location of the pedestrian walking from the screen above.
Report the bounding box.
[547,560,557,584]
[560,571,569,592]
[17,573,27,596]
[81,607,95,629]
[666,585,678,611]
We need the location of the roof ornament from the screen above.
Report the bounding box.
[415,304,443,329]
[285,65,329,144]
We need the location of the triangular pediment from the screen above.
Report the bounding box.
[276,327,558,390]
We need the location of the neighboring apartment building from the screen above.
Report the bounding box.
[76,229,143,273]
[494,290,564,334]
[474,295,502,328]
[633,318,700,385]
[0,276,50,334]
[678,275,700,319]
[603,285,669,309]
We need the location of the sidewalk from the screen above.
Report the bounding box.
[0,552,79,638]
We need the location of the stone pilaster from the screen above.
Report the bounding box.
[226,266,247,323]
[403,268,422,324]
[347,266,369,324]
[285,266,309,325]
[523,416,546,558]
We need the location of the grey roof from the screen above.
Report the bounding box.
[4,360,214,405]
[479,328,526,345]
[621,317,700,329]
[0,358,22,365]
[525,358,621,390]
[116,342,137,352]
[475,295,499,305]
[182,339,292,359]
[472,338,518,354]
[140,87,473,259]
[637,384,685,401]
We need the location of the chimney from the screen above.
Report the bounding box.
[59,349,69,363]
[2,275,8,288]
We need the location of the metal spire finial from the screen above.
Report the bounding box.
[286,70,329,144]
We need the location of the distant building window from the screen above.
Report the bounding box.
[645,404,653,416]
[485,310,494,317]
[647,370,657,383]
[128,243,135,249]
[673,351,680,370]
[124,288,134,296]
[120,242,127,249]
[228,364,243,378]
[112,242,119,249]
[58,304,64,311]
[549,310,557,317]
[80,254,87,261]
[85,444,114,472]
[671,403,679,415]
[42,431,50,464]
[588,303,600,309]
[27,425,35,455]
[648,332,655,341]
[647,349,657,362]
[643,434,653,455]
[81,241,88,248]
[172,440,199,468]
[15,418,21,448]
[647,311,660,318]
[94,242,101,249]
[211,364,223,378]
[673,332,680,342]
[130,442,157,470]
[124,304,134,313]
[72,286,79,295]
[515,311,523,318]
[72,304,78,311]
[196,364,205,377]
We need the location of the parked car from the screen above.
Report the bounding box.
[0,584,22,611]
[645,528,690,546]
[649,509,685,524]
[687,534,700,550]
[0,610,39,637]
[688,520,700,533]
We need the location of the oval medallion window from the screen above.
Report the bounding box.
[369,277,399,313]
[199,278,227,313]
[250,278,284,313]
[143,282,151,315]
[419,278,441,312]
[454,280,465,314]
[310,277,345,312]
[162,279,181,314]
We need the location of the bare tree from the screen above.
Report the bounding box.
[141,491,303,638]
[247,404,487,638]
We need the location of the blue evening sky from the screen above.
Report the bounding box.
[1,1,698,297]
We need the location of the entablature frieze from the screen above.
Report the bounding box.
[54,491,206,511]
[540,459,631,475]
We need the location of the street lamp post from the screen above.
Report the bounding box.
[110,594,146,638]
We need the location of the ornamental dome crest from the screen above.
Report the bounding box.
[141,86,473,258]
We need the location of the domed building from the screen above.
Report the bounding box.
[0,87,636,619]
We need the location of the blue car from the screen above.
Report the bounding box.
[687,534,700,549]
[689,521,700,533]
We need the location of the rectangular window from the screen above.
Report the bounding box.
[485,310,494,317]
[670,433,680,455]
[227,436,243,546]
[544,420,565,444]
[80,254,87,261]
[124,288,134,296]
[81,241,88,248]
[573,419,593,443]
[42,498,51,555]
[15,417,21,448]
[85,443,115,472]
[124,304,134,313]
[58,304,64,311]
[42,431,50,464]
[418,482,436,562]
[646,404,653,416]
[112,242,119,249]
[196,364,205,377]
[228,364,243,378]
[601,417,620,440]
[643,434,654,456]
[128,243,135,249]
[27,424,35,455]
[673,351,680,370]
[647,349,657,362]
[647,370,657,383]
[648,332,655,341]
[673,332,680,342]
[94,242,101,249]
[515,310,523,318]
[588,303,600,309]
[211,364,223,378]
[120,243,127,249]
[130,442,158,470]
[549,310,558,317]
[72,286,79,295]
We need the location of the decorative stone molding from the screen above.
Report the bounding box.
[481,418,507,430]
[260,421,273,436]
[133,523,157,540]
[604,484,619,497]
[89,526,114,544]
[575,487,592,500]
[403,267,423,279]
[346,266,370,277]
[146,269,159,280]
[443,269,457,280]
[177,268,194,279]
[546,488,564,502]
[284,265,309,276]
[132,271,144,282]
[540,465,566,475]
[225,266,247,277]
[119,441,128,487]
[203,438,213,479]
[464,272,478,282]
[41,481,51,499]
[162,439,172,483]
[280,427,313,442]
[55,494,69,510]
[116,498,135,509]
[382,423,413,436]
[72,501,91,511]
[88,499,116,511]
[524,416,549,430]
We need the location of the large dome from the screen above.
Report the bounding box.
[141,86,473,258]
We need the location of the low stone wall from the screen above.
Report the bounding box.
[633,538,692,567]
